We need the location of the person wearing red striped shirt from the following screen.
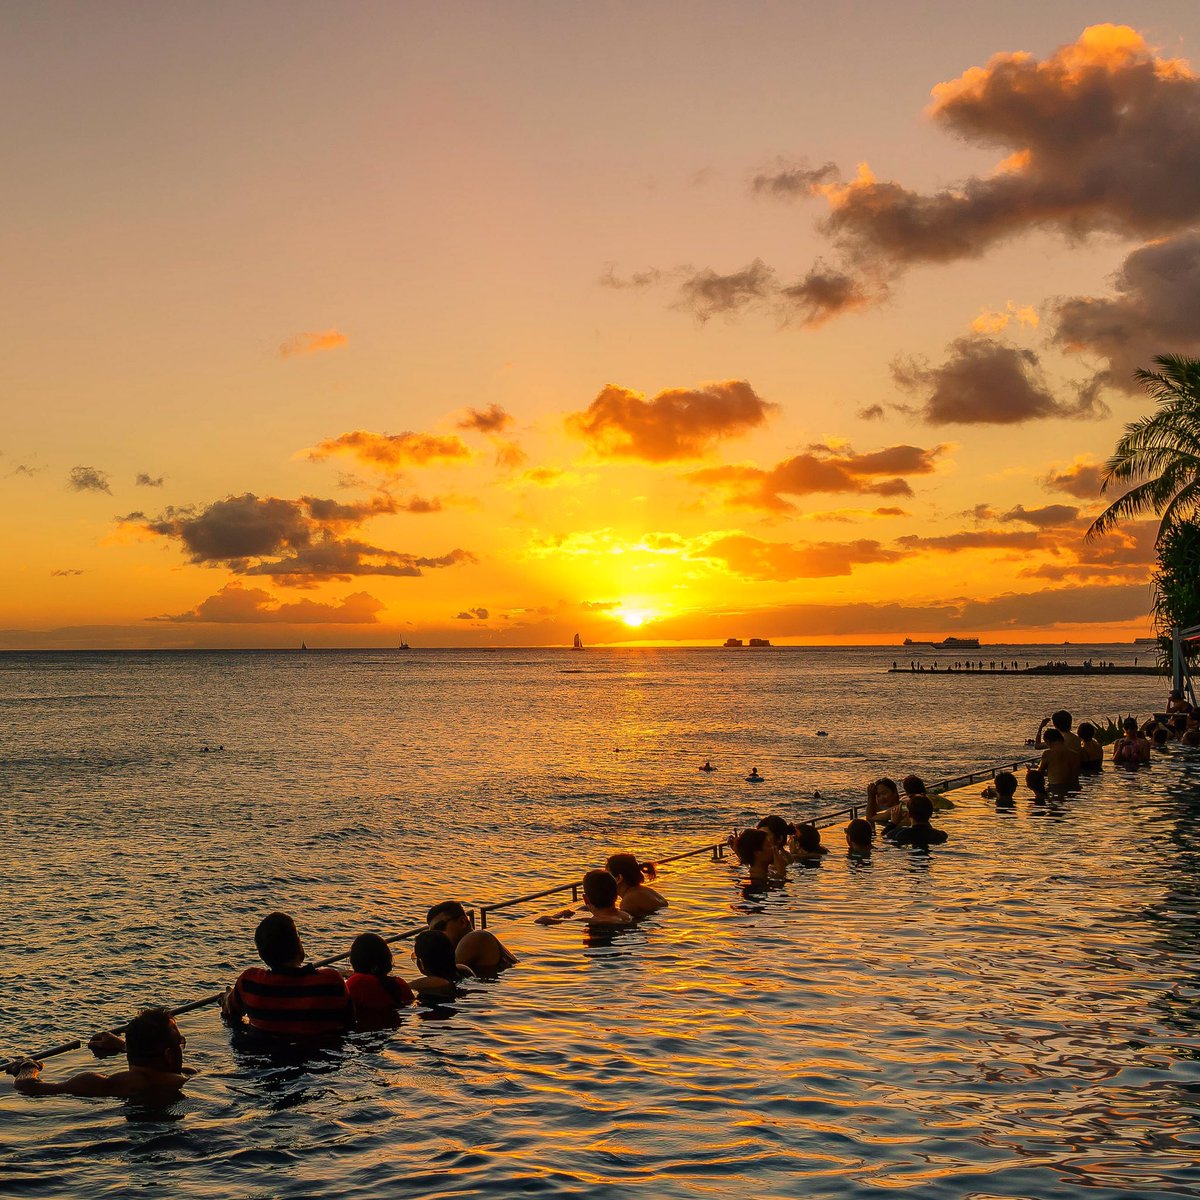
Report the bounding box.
[220,912,352,1040]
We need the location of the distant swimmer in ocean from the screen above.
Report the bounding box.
[700,759,716,772]
[606,854,668,918]
[536,870,633,927]
[426,900,517,973]
[8,1008,191,1099]
[845,818,874,857]
[408,930,471,999]
[346,933,415,1029]
[746,767,763,783]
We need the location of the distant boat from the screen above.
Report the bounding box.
[723,638,743,648]
[572,633,583,650]
[938,636,980,649]
[399,637,410,650]
[301,641,308,651]
[748,638,772,648]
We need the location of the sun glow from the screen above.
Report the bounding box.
[614,606,655,628]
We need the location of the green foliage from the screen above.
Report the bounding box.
[1153,520,1200,657]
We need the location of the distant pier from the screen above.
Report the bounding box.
[888,664,1162,676]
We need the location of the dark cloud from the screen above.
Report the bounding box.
[581,600,621,611]
[892,335,1105,424]
[157,584,384,624]
[135,473,164,488]
[598,265,665,290]
[778,266,874,327]
[897,530,1044,552]
[1052,231,1200,392]
[751,160,840,198]
[9,463,41,478]
[701,534,902,581]
[456,404,514,434]
[131,492,476,584]
[1043,458,1105,500]
[567,379,776,462]
[998,503,1082,529]
[307,430,471,470]
[857,404,886,421]
[674,260,776,322]
[50,568,85,577]
[68,466,111,494]
[454,607,489,620]
[688,442,946,511]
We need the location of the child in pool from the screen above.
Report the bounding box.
[346,933,415,1028]
[537,870,634,927]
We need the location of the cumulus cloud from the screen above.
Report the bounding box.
[68,466,111,494]
[1052,231,1200,392]
[674,260,776,322]
[688,442,946,511]
[998,503,1082,529]
[1043,457,1105,499]
[129,492,476,585]
[700,534,902,581]
[456,404,514,434]
[971,302,1039,334]
[454,607,489,620]
[751,160,840,198]
[897,529,1044,552]
[157,584,384,624]
[135,473,164,488]
[778,266,875,327]
[280,329,348,358]
[307,430,472,470]
[892,335,1104,424]
[567,379,776,462]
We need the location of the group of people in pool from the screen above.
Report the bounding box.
[6,856,668,1100]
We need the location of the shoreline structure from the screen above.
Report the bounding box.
[3,752,1041,1073]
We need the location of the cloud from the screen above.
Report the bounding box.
[598,265,665,290]
[9,463,41,478]
[688,442,946,511]
[1052,231,1200,392]
[817,26,1200,272]
[456,404,514,434]
[970,302,1039,334]
[857,404,886,421]
[1043,457,1105,499]
[778,265,875,327]
[751,160,840,198]
[130,492,476,584]
[135,473,164,488]
[892,335,1104,424]
[454,607,489,620]
[68,466,111,494]
[157,583,384,624]
[50,568,85,577]
[280,329,348,358]
[700,534,902,581]
[307,430,472,470]
[997,503,1082,529]
[493,439,528,470]
[674,260,776,322]
[897,529,1044,552]
[567,379,776,462]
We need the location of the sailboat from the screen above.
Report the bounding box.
[572,633,583,650]
[301,641,308,651]
[399,636,410,650]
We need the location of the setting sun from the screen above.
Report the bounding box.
[614,607,655,628]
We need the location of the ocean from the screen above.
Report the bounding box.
[2,645,1197,1199]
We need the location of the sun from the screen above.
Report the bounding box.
[614,606,654,628]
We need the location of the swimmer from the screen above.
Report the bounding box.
[537,870,634,927]
[746,766,763,783]
[1025,767,1049,801]
[1037,728,1080,795]
[700,759,716,772]
[845,818,874,856]
[732,828,787,883]
[757,814,794,853]
[346,932,415,1028]
[790,822,828,860]
[606,854,668,918]
[1077,722,1104,772]
[1111,717,1150,765]
[865,777,901,823]
[890,795,948,847]
[8,1008,191,1099]
[426,900,517,973]
[983,770,1018,808]
[904,773,953,812]
[408,930,471,998]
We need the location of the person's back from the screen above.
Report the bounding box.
[1038,729,1079,792]
[845,818,874,856]
[222,912,351,1039]
[1077,722,1104,771]
[346,933,414,1027]
[892,796,948,847]
[427,900,517,973]
[606,854,668,918]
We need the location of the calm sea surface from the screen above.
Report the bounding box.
[2,645,1198,1198]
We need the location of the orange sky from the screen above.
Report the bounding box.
[4,6,1200,648]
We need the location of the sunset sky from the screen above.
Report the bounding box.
[5,2,1200,647]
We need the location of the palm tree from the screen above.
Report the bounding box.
[1086,354,1200,543]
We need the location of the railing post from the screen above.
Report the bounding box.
[479,907,488,929]
[571,884,579,902]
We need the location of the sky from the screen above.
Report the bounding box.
[4,1,1200,648]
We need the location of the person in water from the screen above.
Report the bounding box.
[865,777,902,823]
[537,870,634,927]
[890,795,948,848]
[8,1008,191,1099]
[221,912,352,1039]
[1025,767,1049,801]
[700,759,716,772]
[733,828,786,883]
[1036,710,1081,789]
[346,933,415,1027]
[845,818,874,856]
[1037,728,1080,795]
[757,814,794,854]
[904,773,953,812]
[790,823,828,860]
[1076,722,1104,772]
[426,901,517,973]
[985,770,1018,808]
[408,930,469,998]
[605,854,668,917]
[746,766,763,782]
[1112,717,1152,765]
